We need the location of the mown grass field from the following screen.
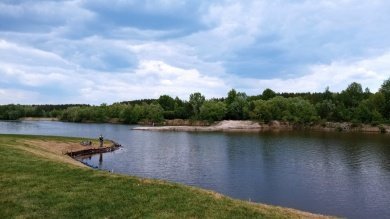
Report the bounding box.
[0,134,331,218]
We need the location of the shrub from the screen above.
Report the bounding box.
[378,125,386,134]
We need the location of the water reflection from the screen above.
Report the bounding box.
[98,153,103,168]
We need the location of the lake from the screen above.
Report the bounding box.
[1,120,389,218]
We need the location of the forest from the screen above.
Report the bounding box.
[1,78,389,125]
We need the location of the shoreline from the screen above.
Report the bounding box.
[133,120,390,134]
[12,118,390,134]
[17,136,121,168]
[19,117,59,121]
[0,134,332,218]
[1,134,333,218]
[65,140,121,157]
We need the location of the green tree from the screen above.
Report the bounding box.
[173,97,191,119]
[355,99,383,123]
[262,88,276,100]
[61,107,82,122]
[144,103,164,123]
[226,89,237,105]
[363,87,371,99]
[108,104,123,118]
[226,91,249,120]
[158,95,176,119]
[119,105,135,124]
[286,97,318,123]
[199,101,226,122]
[267,96,289,120]
[379,77,390,119]
[323,86,333,100]
[132,104,144,122]
[251,96,317,123]
[249,100,272,122]
[316,99,336,120]
[340,82,364,108]
[95,105,108,122]
[369,92,386,118]
[158,95,175,111]
[332,102,351,122]
[189,92,205,118]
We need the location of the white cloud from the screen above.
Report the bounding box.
[0,0,93,32]
[0,39,80,88]
[0,39,73,68]
[1,0,390,104]
[75,60,228,103]
[185,1,264,58]
[1,36,389,104]
[127,42,225,76]
[0,88,40,104]
[234,52,390,94]
[0,39,228,103]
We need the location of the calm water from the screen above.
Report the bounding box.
[1,121,389,218]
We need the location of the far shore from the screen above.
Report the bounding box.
[133,120,390,134]
[19,117,59,121]
[13,117,390,134]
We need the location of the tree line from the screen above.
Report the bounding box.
[1,78,389,125]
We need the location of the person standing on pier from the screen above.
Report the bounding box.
[99,134,104,147]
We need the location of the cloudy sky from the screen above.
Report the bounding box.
[0,0,389,104]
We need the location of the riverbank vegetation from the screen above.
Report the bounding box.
[0,134,331,218]
[1,78,389,126]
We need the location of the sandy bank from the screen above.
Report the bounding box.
[133,120,390,133]
[19,117,59,121]
[134,120,291,132]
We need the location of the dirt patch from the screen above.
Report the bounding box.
[251,203,332,219]
[163,119,210,126]
[135,120,389,135]
[19,117,59,121]
[24,139,112,154]
[134,120,289,132]
[19,139,113,168]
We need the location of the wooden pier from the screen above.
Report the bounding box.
[66,140,121,157]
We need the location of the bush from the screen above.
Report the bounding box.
[199,101,226,122]
[351,120,361,128]
[249,97,317,123]
[371,121,380,127]
[378,125,386,133]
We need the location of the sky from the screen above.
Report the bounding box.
[0,0,389,104]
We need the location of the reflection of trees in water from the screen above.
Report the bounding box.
[321,132,390,198]
[338,133,390,173]
[341,137,364,171]
[311,132,390,174]
[374,137,390,173]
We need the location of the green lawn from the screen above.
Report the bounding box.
[0,134,330,218]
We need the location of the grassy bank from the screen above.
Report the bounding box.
[0,134,331,218]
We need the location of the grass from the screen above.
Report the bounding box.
[0,134,331,218]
